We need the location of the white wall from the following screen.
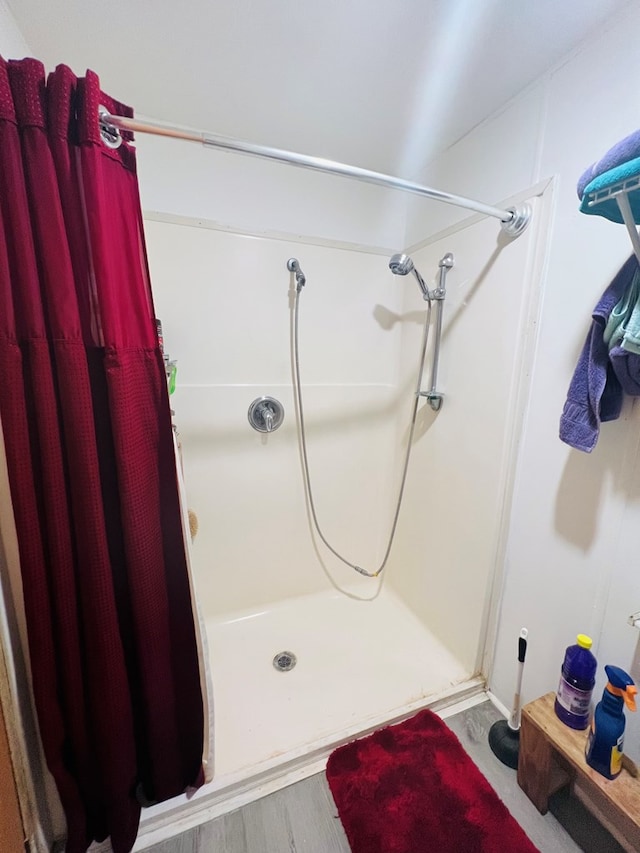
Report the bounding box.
[387,188,548,675]
[405,84,547,246]
[0,0,29,57]
[405,2,640,760]
[136,135,408,251]
[146,217,405,617]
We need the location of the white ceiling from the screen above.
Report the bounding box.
[7,0,633,178]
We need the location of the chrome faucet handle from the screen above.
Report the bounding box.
[248,396,284,433]
[261,404,274,432]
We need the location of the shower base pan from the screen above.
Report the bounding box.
[133,585,484,850]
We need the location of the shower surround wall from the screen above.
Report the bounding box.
[146,221,404,615]
[387,202,547,677]
[144,204,540,651]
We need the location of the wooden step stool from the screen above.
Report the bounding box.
[517,692,640,853]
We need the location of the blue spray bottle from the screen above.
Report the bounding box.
[585,665,637,779]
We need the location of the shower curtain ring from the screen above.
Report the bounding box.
[98,106,123,150]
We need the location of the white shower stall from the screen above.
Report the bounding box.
[128,169,550,843]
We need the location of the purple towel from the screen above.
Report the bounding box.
[610,345,640,395]
[577,129,640,199]
[559,256,639,452]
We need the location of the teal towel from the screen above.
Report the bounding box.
[605,268,640,355]
[604,269,640,349]
[624,319,640,354]
[580,156,640,223]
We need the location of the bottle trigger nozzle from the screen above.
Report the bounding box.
[624,685,638,712]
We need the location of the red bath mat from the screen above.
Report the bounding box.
[326,709,539,853]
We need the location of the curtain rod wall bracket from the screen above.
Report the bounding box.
[99,111,532,238]
[500,204,532,238]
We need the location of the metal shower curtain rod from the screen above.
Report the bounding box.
[99,109,531,237]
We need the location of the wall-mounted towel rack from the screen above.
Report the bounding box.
[585,175,640,267]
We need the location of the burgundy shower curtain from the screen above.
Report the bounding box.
[0,58,204,853]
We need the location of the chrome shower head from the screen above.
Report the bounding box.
[388,253,429,300]
[389,253,414,276]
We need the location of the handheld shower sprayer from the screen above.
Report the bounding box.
[287,257,306,291]
[289,248,453,580]
[388,253,430,301]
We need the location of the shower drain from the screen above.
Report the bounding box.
[273,651,297,672]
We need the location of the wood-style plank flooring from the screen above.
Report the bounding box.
[145,700,624,852]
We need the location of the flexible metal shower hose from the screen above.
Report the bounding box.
[293,289,432,578]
